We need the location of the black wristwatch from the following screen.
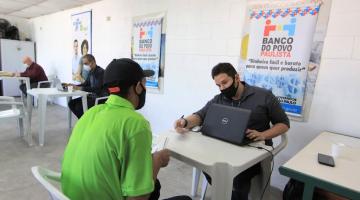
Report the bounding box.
[182,118,188,128]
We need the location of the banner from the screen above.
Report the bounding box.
[132,14,164,88]
[241,1,322,116]
[71,11,92,84]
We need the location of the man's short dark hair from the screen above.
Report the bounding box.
[82,54,96,64]
[74,39,78,43]
[211,63,237,79]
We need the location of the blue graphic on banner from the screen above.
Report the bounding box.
[142,62,159,87]
[281,103,302,114]
[244,72,305,114]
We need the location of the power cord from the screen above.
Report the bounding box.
[247,144,274,200]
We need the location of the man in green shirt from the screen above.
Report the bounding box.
[61,58,191,200]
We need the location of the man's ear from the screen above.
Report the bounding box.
[135,81,143,95]
[234,74,240,82]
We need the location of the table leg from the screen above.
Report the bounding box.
[211,163,233,200]
[25,79,30,92]
[302,183,315,200]
[38,94,47,146]
[26,94,33,146]
[191,167,201,196]
[20,92,25,105]
[81,95,88,112]
[200,173,208,200]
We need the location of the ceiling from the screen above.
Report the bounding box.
[0,0,101,19]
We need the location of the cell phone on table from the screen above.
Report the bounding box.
[318,153,335,167]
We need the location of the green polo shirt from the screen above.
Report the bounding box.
[61,95,154,200]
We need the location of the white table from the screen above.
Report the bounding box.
[279,131,360,200]
[27,88,88,146]
[157,130,273,200]
[0,76,30,97]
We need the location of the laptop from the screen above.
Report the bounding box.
[53,77,66,91]
[201,104,253,146]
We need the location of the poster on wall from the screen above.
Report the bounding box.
[132,13,165,88]
[240,0,323,117]
[71,10,92,84]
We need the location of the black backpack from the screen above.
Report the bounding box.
[283,179,304,200]
[0,18,10,38]
[5,25,20,40]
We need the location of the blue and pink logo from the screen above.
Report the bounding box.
[140,27,153,39]
[263,18,296,37]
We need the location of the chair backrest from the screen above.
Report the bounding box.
[95,96,109,105]
[31,166,70,200]
[47,74,58,87]
[0,96,22,119]
[38,74,58,88]
[272,133,288,156]
[0,96,16,109]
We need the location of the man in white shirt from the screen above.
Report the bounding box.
[72,39,81,84]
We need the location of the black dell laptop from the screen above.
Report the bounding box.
[201,103,253,146]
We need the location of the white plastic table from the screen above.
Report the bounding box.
[0,76,30,97]
[279,131,360,200]
[26,88,88,146]
[157,130,273,200]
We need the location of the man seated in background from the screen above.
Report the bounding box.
[67,54,104,118]
[61,58,191,200]
[12,56,48,96]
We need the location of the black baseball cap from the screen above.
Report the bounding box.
[104,58,154,93]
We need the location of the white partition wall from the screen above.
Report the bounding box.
[0,39,35,96]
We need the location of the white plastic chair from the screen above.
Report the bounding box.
[31,166,70,200]
[192,133,288,200]
[38,74,57,89]
[34,75,56,107]
[94,96,109,105]
[37,81,53,88]
[0,96,26,137]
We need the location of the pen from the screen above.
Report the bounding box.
[162,137,168,149]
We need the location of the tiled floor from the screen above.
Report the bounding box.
[0,104,282,200]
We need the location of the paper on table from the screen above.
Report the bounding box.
[161,137,168,149]
[0,71,13,77]
[151,136,168,153]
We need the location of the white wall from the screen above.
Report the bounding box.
[0,15,32,40]
[30,0,360,190]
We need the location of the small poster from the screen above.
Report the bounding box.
[71,11,92,84]
[132,14,164,88]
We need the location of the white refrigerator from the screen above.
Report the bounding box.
[0,39,35,96]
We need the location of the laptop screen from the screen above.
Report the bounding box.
[201,104,252,146]
[53,77,64,91]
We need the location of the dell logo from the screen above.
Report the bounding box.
[221,117,229,125]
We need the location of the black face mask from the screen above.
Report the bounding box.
[135,83,146,110]
[221,79,238,99]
